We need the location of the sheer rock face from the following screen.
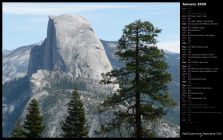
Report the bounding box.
[28,15,112,80]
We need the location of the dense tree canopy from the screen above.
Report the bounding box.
[22,99,44,138]
[100,20,176,138]
[60,90,88,138]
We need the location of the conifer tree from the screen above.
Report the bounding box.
[60,90,88,138]
[22,99,44,138]
[10,121,25,138]
[100,20,176,138]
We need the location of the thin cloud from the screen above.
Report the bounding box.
[3,3,139,16]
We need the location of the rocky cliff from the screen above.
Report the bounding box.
[28,15,112,80]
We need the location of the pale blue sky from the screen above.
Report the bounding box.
[3,2,180,53]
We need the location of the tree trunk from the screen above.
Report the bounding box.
[135,27,142,138]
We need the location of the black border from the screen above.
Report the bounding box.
[2,0,222,139]
[1,1,181,139]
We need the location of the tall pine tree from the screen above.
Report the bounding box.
[60,90,88,138]
[22,99,44,138]
[10,121,25,138]
[100,20,176,138]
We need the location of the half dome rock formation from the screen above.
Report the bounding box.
[28,15,112,80]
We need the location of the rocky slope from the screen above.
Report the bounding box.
[3,41,42,83]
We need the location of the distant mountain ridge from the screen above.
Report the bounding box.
[3,50,13,56]
[3,42,42,83]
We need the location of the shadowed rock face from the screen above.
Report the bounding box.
[27,15,112,80]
